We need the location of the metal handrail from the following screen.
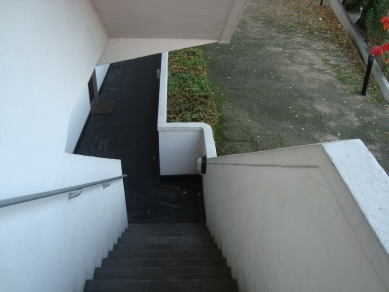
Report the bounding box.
[0,174,127,208]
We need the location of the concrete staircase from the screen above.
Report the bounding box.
[84,223,238,292]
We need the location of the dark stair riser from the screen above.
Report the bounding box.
[85,224,238,292]
[113,243,218,250]
[94,267,232,280]
[124,227,208,233]
[108,249,222,258]
[117,236,214,244]
[127,223,206,228]
[102,257,227,267]
[84,279,239,292]
[122,231,211,237]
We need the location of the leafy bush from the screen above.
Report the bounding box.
[343,0,389,79]
[365,0,389,44]
[167,48,217,127]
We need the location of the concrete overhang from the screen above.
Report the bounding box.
[91,0,249,64]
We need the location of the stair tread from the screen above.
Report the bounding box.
[124,227,208,233]
[94,266,232,280]
[127,223,206,228]
[113,243,217,250]
[117,236,213,244]
[122,231,211,237]
[108,249,222,258]
[102,257,226,267]
[85,224,239,292]
[84,279,238,292]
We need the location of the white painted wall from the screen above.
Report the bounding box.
[0,1,128,291]
[65,64,111,154]
[96,64,110,90]
[0,157,127,292]
[203,140,389,292]
[65,85,91,153]
[157,52,217,175]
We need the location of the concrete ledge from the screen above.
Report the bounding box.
[323,140,389,290]
[329,0,389,102]
[157,52,217,176]
[204,139,389,291]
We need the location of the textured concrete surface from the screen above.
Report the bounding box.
[203,143,388,292]
[202,0,389,174]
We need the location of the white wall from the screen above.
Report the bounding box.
[203,140,389,292]
[65,64,111,154]
[95,64,110,90]
[0,1,128,291]
[157,52,217,175]
[159,128,208,175]
[0,155,127,292]
[65,85,91,153]
[0,0,109,194]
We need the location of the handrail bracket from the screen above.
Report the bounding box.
[69,189,82,199]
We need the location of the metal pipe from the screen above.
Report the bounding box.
[0,174,127,208]
[361,54,375,96]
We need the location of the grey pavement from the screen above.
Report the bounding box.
[203,0,389,174]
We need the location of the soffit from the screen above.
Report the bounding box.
[90,0,236,40]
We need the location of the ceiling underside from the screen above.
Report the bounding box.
[91,0,237,40]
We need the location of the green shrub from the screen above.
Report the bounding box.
[365,0,389,44]
[167,48,217,127]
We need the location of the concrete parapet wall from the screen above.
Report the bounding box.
[158,52,217,175]
[203,140,389,292]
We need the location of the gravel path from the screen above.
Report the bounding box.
[203,0,389,174]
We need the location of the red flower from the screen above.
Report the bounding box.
[386,58,389,64]
[383,42,389,52]
[370,46,384,57]
[381,14,389,30]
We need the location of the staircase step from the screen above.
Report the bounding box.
[108,249,222,258]
[94,267,232,280]
[122,231,211,237]
[113,243,217,250]
[127,223,206,229]
[84,279,239,292]
[85,223,238,292]
[124,227,208,233]
[117,236,213,244]
[102,257,227,267]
